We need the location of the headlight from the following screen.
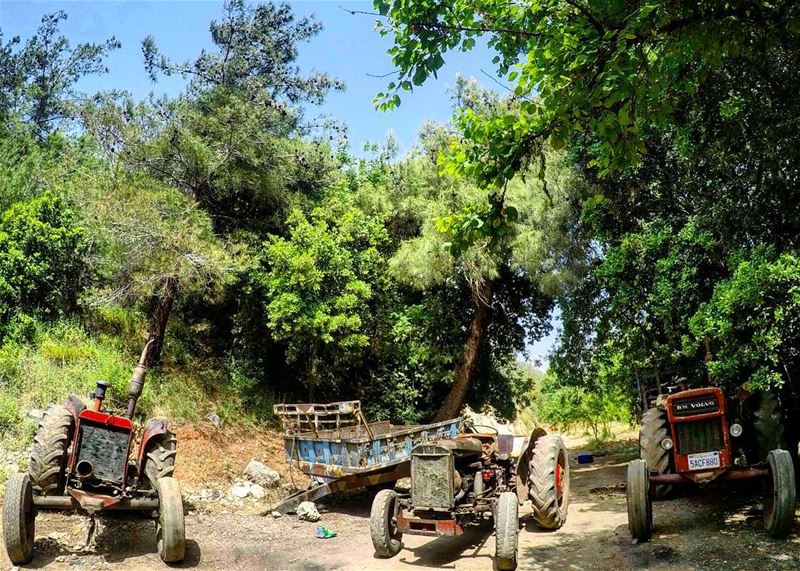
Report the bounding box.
[660,437,674,450]
[730,423,743,437]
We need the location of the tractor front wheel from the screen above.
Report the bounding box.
[3,473,35,565]
[763,449,796,538]
[626,459,653,542]
[155,477,185,563]
[494,491,519,571]
[528,434,569,529]
[370,489,403,558]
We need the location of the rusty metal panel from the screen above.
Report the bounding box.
[411,444,454,509]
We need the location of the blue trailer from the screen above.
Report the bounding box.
[270,401,460,514]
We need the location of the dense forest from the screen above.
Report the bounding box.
[1,0,799,439]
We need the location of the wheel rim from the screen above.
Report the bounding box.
[764,461,776,520]
[388,496,400,541]
[556,451,566,507]
[23,477,35,551]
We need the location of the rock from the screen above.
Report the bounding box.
[249,483,266,499]
[229,482,251,499]
[271,511,282,518]
[25,409,45,421]
[205,412,223,428]
[296,501,321,522]
[244,459,281,488]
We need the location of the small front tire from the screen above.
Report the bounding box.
[763,449,796,538]
[3,473,35,565]
[626,459,653,542]
[156,477,185,563]
[370,489,403,558]
[494,491,519,571]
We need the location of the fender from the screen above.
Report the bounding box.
[136,417,170,478]
[515,427,548,504]
[63,394,87,424]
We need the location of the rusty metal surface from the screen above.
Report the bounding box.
[411,445,454,509]
[283,417,461,477]
[269,463,410,514]
[650,467,768,485]
[396,511,464,537]
[36,493,158,512]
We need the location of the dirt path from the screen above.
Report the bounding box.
[4,439,800,570]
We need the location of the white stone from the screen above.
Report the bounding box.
[244,459,281,488]
[296,501,321,522]
[249,483,266,499]
[229,482,251,499]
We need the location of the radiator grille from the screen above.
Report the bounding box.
[76,423,131,485]
[411,446,454,509]
[675,419,724,455]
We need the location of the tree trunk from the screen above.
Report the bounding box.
[147,276,178,366]
[435,279,494,421]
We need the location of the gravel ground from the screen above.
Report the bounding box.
[3,437,800,570]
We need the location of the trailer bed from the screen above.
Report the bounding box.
[270,400,460,513]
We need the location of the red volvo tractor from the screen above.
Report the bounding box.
[2,342,185,565]
[627,383,796,541]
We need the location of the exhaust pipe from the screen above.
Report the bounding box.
[76,460,94,480]
[126,340,154,420]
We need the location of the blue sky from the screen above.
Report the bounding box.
[0,1,500,153]
[0,0,556,366]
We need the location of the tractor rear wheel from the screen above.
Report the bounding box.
[639,407,672,500]
[763,449,796,538]
[28,405,76,496]
[528,434,569,530]
[143,431,177,489]
[626,459,653,542]
[3,473,35,565]
[370,489,403,558]
[155,477,185,563]
[751,392,786,462]
[494,491,519,571]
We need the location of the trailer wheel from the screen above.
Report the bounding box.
[639,407,672,500]
[494,491,519,571]
[528,434,569,530]
[155,477,185,563]
[763,449,796,538]
[370,489,403,558]
[28,405,76,496]
[3,473,35,565]
[143,431,177,489]
[626,459,653,542]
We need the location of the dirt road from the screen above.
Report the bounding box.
[4,438,800,570]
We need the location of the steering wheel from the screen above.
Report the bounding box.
[468,423,499,435]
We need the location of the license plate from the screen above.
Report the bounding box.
[687,451,720,471]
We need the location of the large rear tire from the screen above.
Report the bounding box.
[763,449,796,538]
[155,477,185,563]
[143,431,177,489]
[370,489,403,558]
[751,392,786,462]
[28,405,76,496]
[626,459,653,542]
[3,473,35,565]
[639,407,672,500]
[494,491,519,571]
[528,434,569,530]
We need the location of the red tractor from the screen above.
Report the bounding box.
[627,384,796,541]
[2,342,185,565]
